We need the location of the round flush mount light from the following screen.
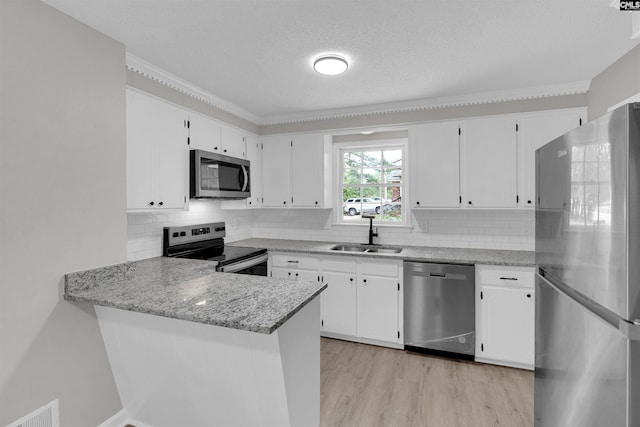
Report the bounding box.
[313,54,349,75]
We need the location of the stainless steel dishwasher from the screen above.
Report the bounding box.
[404,262,475,360]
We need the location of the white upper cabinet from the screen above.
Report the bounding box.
[291,133,324,207]
[409,122,461,208]
[262,133,327,208]
[516,109,585,208]
[188,114,246,159]
[244,134,262,207]
[188,113,221,153]
[126,89,188,211]
[261,136,292,207]
[460,116,518,208]
[220,124,247,159]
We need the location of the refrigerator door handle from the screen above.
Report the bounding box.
[538,270,640,340]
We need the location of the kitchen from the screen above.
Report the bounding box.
[1,1,640,427]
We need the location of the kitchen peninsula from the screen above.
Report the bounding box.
[65,257,326,427]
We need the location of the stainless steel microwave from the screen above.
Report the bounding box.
[190,149,250,199]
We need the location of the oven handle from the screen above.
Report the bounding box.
[218,253,268,273]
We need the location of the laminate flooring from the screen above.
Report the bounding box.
[320,338,534,427]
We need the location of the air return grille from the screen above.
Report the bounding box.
[6,399,59,427]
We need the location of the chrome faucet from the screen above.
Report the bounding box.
[362,215,379,245]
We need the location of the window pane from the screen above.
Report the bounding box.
[343,187,361,202]
[343,151,363,168]
[362,168,382,184]
[362,151,382,168]
[383,186,402,221]
[384,149,402,167]
[385,167,402,183]
[343,168,361,184]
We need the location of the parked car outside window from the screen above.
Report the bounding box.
[343,198,381,216]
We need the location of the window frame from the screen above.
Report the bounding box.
[334,138,409,226]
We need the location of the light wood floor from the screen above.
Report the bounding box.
[320,338,533,427]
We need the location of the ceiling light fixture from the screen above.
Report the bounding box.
[313,54,349,75]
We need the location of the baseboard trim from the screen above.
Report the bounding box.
[320,332,403,349]
[97,409,154,427]
[97,409,127,427]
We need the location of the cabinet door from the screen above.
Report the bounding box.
[410,122,460,208]
[262,137,291,206]
[321,271,357,336]
[126,90,155,209]
[460,117,517,208]
[517,110,583,208]
[291,134,324,207]
[357,275,399,343]
[245,135,262,207]
[188,113,221,152]
[220,125,246,159]
[155,103,189,209]
[126,90,187,210]
[271,267,290,279]
[479,286,535,367]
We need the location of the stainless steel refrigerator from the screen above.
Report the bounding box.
[535,103,640,426]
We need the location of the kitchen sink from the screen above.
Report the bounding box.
[329,244,402,254]
[329,244,369,252]
[365,247,403,254]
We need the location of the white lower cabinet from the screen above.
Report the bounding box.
[357,261,401,343]
[475,265,535,370]
[321,259,357,337]
[270,253,320,281]
[321,256,402,347]
[268,252,402,348]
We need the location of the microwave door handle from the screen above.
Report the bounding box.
[241,166,249,192]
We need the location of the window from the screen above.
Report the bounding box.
[338,140,406,224]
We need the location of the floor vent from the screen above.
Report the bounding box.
[6,399,60,427]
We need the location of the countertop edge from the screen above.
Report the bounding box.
[229,239,535,267]
[63,258,327,335]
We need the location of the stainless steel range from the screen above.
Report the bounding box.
[163,222,267,275]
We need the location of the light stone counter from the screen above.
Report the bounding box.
[228,238,535,267]
[65,257,325,426]
[64,257,326,334]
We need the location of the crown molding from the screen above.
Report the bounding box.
[125,53,262,124]
[258,81,590,126]
[126,52,589,127]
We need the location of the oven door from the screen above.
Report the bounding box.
[217,253,268,276]
[190,149,250,199]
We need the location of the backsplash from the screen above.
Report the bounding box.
[128,205,535,261]
[127,200,253,261]
[250,209,534,251]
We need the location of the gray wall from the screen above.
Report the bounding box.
[588,43,640,120]
[0,1,126,426]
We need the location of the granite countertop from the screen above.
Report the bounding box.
[229,238,535,267]
[64,257,326,334]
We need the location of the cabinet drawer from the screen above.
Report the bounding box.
[322,256,357,273]
[359,260,400,277]
[271,253,319,270]
[477,265,534,288]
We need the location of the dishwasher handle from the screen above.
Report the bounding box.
[428,272,468,281]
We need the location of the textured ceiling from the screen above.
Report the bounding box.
[41,0,640,123]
